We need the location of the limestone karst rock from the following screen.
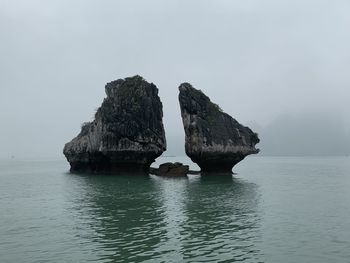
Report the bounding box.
[63,75,166,173]
[149,162,189,176]
[178,83,259,174]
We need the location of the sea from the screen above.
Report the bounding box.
[0,156,349,263]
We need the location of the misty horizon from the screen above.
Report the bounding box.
[1,0,349,159]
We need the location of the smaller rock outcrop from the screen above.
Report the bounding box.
[150,162,189,176]
[63,75,166,173]
[178,83,259,174]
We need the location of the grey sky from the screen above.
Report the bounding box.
[1,0,349,158]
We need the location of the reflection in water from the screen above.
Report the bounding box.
[66,175,168,262]
[150,176,189,262]
[181,176,262,262]
[66,174,262,262]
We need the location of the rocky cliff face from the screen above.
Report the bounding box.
[63,76,166,173]
[178,83,259,173]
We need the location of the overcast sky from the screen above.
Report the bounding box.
[1,0,349,159]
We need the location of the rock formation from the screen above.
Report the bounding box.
[178,83,259,174]
[149,162,189,176]
[63,75,166,173]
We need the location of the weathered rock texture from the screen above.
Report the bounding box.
[63,75,166,173]
[150,162,189,177]
[178,83,259,174]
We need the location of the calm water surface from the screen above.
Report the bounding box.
[1,156,350,262]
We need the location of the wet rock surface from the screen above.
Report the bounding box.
[63,75,166,173]
[150,162,190,176]
[178,83,259,174]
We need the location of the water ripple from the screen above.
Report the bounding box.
[62,174,263,262]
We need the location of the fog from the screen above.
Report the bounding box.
[1,0,349,159]
[254,112,350,156]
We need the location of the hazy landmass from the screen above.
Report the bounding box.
[254,112,350,156]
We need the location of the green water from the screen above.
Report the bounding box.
[1,157,350,262]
